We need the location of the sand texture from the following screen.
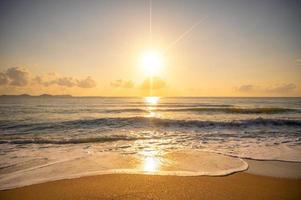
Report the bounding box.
[0,172,300,200]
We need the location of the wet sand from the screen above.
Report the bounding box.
[0,172,300,200]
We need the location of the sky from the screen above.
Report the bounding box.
[0,0,300,97]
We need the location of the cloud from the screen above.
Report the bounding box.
[38,75,97,88]
[265,83,296,93]
[236,84,255,93]
[140,77,166,90]
[54,77,76,87]
[236,83,297,94]
[0,72,10,86]
[32,75,53,87]
[0,67,31,86]
[110,78,166,90]
[76,76,97,88]
[0,67,97,88]
[110,79,134,88]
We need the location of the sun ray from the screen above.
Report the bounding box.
[164,16,208,54]
[149,0,152,46]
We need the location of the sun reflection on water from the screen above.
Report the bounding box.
[143,156,160,172]
[147,111,156,118]
[144,96,160,117]
[140,97,162,172]
[140,149,162,173]
[144,96,160,105]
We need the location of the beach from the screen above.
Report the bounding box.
[1,172,300,200]
[1,0,301,198]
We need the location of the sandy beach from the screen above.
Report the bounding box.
[1,0,301,199]
[0,172,300,200]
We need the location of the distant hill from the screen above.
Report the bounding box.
[0,94,73,98]
[39,94,72,98]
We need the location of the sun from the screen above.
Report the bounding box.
[140,49,164,76]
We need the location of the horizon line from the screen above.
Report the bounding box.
[0,94,300,98]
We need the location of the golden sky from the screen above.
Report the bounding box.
[0,0,300,96]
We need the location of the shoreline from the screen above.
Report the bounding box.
[1,172,300,200]
[1,150,301,191]
[246,159,301,178]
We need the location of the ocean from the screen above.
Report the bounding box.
[0,96,301,189]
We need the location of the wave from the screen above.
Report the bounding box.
[0,135,140,145]
[2,105,297,115]
[155,103,233,108]
[165,107,297,114]
[102,107,298,114]
[1,117,301,133]
[103,108,149,113]
[40,104,235,114]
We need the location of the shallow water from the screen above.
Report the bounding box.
[0,96,300,189]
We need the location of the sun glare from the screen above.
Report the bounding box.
[144,96,160,105]
[140,49,163,76]
[140,149,161,172]
[143,157,160,172]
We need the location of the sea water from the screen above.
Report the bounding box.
[0,97,300,189]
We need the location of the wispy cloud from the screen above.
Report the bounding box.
[110,77,167,91]
[265,83,296,93]
[236,84,255,93]
[110,79,134,89]
[140,77,166,90]
[236,83,297,94]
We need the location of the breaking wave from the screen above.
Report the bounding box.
[1,117,301,133]
[104,107,298,114]
[0,135,140,145]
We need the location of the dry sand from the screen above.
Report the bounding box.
[0,172,300,200]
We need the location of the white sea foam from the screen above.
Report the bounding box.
[0,150,248,190]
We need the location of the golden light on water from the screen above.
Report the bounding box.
[146,111,156,118]
[143,156,160,172]
[144,96,160,117]
[140,149,161,172]
[140,96,162,172]
[144,96,160,105]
